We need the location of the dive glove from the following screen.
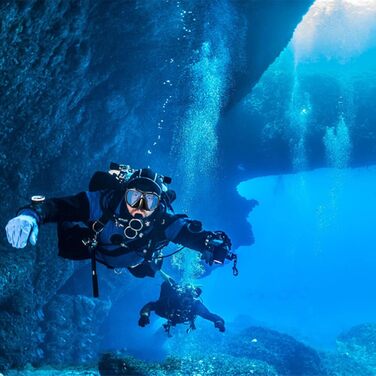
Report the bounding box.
[200,250,214,265]
[5,214,39,248]
[201,231,232,265]
[138,314,150,327]
[214,320,225,332]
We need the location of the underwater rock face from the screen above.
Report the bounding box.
[318,324,376,376]
[98,323,342,375]
[98,353,148,376]
[42,294,111,366]
[336,324,376,372]
[320,352,375,376]
[226,326,327,376]
[0,232,74,370]
[6,367,99,376]
[98,351,277,376]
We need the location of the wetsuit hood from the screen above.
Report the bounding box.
[126,168,163,195]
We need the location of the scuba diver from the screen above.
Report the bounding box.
[5,164,236,297]
[138,280,225,336]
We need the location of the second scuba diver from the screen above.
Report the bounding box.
[138,280,225,336]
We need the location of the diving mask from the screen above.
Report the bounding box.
[125,188,160,211]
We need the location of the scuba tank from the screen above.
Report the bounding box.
[88,163,134,192]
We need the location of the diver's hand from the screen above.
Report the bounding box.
[214,320,225,332]
[211,231,232,250]
[5,215,39,248]
[200,250,214,265]
[202,231,232,265]
[138,314,150,327]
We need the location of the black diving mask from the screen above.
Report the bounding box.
[125,188,160,211]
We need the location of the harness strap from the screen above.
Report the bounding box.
[88,190,124,298]
[95,190,124,232]
[90,242,99,298]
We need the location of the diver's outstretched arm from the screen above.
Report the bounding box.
[138,302,156,327]
[17,192,90,224]
[5,192,90,248]
[163,217,232,265]
[140,301,156,316]
[194,301,225,332]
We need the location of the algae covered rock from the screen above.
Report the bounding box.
[226,326,327,376]
[98,351,277,376]
[0,238,74,370]
[41,294,111,367]
[319,323,376,376]
[336,323,376,372]
[98,352,151,376]
[6,364,99,376]
[160,354,277,376]
[320,352,375,376]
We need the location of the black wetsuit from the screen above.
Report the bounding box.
[140,281,225,330]
[20,190,220,276]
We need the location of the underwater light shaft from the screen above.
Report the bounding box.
[343,0,376,7]
[293,0,376,61]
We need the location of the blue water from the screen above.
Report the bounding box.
[201,166,376,349]
[181,0,376,352]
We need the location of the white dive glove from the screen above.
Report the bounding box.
[5,214,39,248]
